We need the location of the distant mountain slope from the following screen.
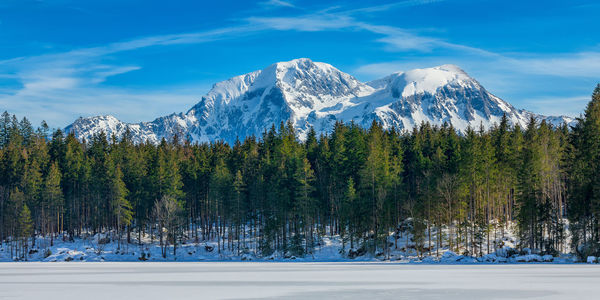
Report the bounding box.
[66,58,573,144]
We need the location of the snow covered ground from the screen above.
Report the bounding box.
[0,223,579,263]
[1,262,599,299]
[0,233,577,263]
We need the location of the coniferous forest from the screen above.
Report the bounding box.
[1,85,600,261]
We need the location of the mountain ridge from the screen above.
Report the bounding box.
[65,58,573,144]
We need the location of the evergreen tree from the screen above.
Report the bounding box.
[18,202,33,259]
[108,162,132,249]
[43,161,64,245]
[359,121,390,254]
[569,84,600,258]
[2,88,600,262]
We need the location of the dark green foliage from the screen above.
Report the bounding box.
[568,84,600,258]
[0,86,599,259]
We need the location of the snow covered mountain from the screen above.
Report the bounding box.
[65,58,573,144]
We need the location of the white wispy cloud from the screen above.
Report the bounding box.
[0,84,208,128]
[247,14,446,51]
[0,23,267,127]
[246,3,494,55]
[0,1,455,127]
[505,52,600,78]
[353,51,600,79]
[247,14,353,32]
[1,0,595,126]
[247,2,599,82]
[358,23,454,52]
[525,95,591,117]
[259,0,296,9]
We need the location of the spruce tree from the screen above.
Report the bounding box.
[108,161,132,249]
[569,84,600,257]
[18,202,33,259]
[43,162,64,245]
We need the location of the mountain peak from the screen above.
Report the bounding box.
[267,58,359,90]
[273,57,314,68]
[393,64,476,97]
[367,64,474,93]
[434,64,467,73]
[66,60,574,144]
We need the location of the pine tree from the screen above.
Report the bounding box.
[569,84,600,258]
[359,121,390,255]
[293,157,316,255]
[2,91,598,262]
[18,202,33,259]
[19,118,34,146]
[0,111,11,147]
[233,170,246,255]
[62,133,85,238]
[21,159,43,217]
[108,161,132,249]
[157,143,184,200]
[209,157,232,253]
[342,177,357,251]
[517,116,543,250]
[43,161,64,245]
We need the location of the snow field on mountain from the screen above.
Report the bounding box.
[66,58,573,145]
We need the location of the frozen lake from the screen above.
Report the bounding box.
[1,263,599,299]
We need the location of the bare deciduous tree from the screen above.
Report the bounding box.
[153,195,183,258]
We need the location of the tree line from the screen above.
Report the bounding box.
[1,85,600,260]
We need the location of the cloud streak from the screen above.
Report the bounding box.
[246,3,600,82]
[0,0,595,127]
[353,51,600,79]
[0,1,458,127]
[0,23,268,127]
[259,0,296,9]
[505,52,600,78]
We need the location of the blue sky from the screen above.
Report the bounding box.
[1,0,598,128]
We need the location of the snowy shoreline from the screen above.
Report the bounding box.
[1,235,583,264]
